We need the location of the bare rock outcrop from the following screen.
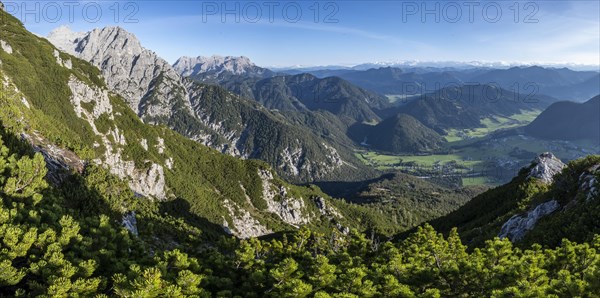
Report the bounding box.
[497,153,566,241]
[578,164,600,201]
[527,152,565,183]
[68,76,167,200]
[0,39,12,54]
[222,199,272,238]
[314,196,342,218]
[499,200,560,241]
[122,212,139,236]
[21,132,85,185]
[259,169,310,227]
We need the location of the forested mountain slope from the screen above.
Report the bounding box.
[525,95,600,142]
[348,113,447,153]
[2,134,600,296]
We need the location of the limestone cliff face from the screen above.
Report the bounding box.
[67,75,167,200]
[49,26,193,122]
[220,169,346,239]
[258,169,310,227]
[1,57,167,200]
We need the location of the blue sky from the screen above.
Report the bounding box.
[4,0,600,67]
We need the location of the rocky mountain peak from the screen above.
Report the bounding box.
[69,26,145,60]
[46,26,86,55]
[173,55,265,77]
[527,152,566,183]
[47,25,187,120]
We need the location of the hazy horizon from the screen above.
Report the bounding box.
[4,0,599,68]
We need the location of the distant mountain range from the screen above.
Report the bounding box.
[174,54,596,154]
[332,67,467,96]
[175,63,390,125]
[274,61,600,72]
[471,66,599,101]
[282,65,599,102]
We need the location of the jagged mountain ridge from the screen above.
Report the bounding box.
[48,26,224,149]
[173,55,275,78]
[49,26,191,122]
[46,26,369,183]
[471,66,599,102]
[332,66,466,95]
